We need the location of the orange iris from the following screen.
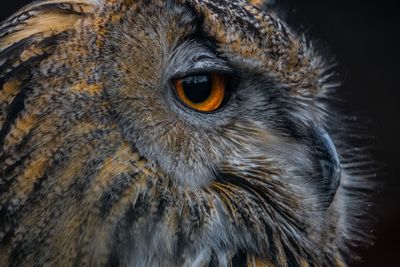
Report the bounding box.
[174,73,226,112]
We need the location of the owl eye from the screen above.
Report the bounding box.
[173,73,227,112]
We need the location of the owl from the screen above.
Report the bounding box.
[0,0,374,266]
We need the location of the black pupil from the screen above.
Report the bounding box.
[181,75,212,103]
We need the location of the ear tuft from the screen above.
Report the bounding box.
[249,0,277,10]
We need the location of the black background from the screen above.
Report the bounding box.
[1,1,399,266]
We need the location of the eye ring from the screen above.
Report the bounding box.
[173,73,227,113]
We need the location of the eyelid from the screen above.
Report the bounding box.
[170,49,233,80]
[171,66,234,81]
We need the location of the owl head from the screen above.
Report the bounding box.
[0,0,373,266]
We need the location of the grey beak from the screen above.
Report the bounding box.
[311,127,341,209]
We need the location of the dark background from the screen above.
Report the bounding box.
[280,1,400,266]
[1,0,399,266]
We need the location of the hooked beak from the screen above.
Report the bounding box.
[311,127,342,209]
